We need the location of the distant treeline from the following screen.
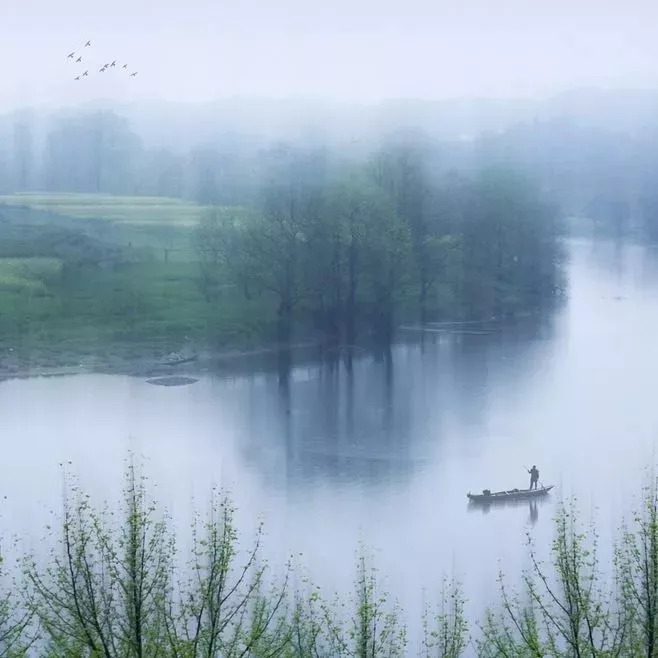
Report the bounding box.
[3,106,658,239]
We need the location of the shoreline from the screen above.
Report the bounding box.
[0,338,326,382]
[0,309,554,383]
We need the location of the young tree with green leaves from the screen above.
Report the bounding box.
[617,478,658,657]
[24,461,173,657]
[480,500,626,657]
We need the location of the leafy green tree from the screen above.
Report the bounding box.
[200,147,328,345]
[421,578,468,658]
[24,461,173,657]
[458,169,562,320]
[617,478,658,657]
[369,138,434,323]
[321,553,407,657]
[194,206,255,302]
[162,492,291,657]
[0,539,33,656]
[480,500,625,657]
[304,173,411,345]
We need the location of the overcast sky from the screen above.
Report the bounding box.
[3,0,658,109]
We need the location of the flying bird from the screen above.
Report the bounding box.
[67,52,75,58]
[122,64,128,69]
[110,60,116,67]
[85,40,91,47]
[74,76,81,80]
[76,56,82,63]
[130,71,138,77]
[82,70,88,76]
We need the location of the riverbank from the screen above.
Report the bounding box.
[0,187,566,386]
[0,255,285,379]
[0,309,554,382]
[0,338,326,381]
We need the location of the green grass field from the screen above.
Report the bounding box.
[0,258,63,294]
[0,259,279,370]
[0,192,230,259]
[0,193,208,226]
[0,194,279,371]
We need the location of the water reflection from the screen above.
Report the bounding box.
[220,309,561,497]
[467,495,548,526]
[529,498,538,525]
[9,238,658,651]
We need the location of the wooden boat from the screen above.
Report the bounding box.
[467,485,554,503]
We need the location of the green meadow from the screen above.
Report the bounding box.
[0,192,205,226]
[0,193,275,372]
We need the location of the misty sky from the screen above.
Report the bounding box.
[4,0,658,108]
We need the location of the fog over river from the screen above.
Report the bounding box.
[2,237,658,646]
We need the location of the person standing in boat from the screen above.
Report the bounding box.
[528,465,539,490]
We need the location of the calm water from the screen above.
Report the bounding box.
[3,237,658,648]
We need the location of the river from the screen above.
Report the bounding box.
[2,237,658,649]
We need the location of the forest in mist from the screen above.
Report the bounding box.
[0,88,655,371]
[3,89,658,237]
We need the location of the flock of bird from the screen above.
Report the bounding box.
[66,40,138,80]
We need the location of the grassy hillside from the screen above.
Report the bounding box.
[0,193,278,373]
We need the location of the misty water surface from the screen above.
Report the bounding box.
[2,237,658,642]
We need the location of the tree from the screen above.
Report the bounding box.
[43,112,142,193]
[139,149,185,198]
[370,137,434,323]
[24,461,173,656]
[194,149,323,346]
[320,553,407,657]
[12,113,35,192]
[458,168,562,320]
[194,206,255,302]
[163,493,291,657]
[0,537,33,655]
[24,461,291,657]
[480,500,626,657]
[240,146,328,345]
[421,578,468,658]
[189,143,256,206]
[304,173,410,346]
[251,180,320,345]
[617,478,658,657]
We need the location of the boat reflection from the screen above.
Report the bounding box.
[467,494,550,525]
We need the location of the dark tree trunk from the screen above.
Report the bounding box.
[419,283,428,327]
[277,348,291,391]
[277,299,293,345]
[345,241,358,347]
